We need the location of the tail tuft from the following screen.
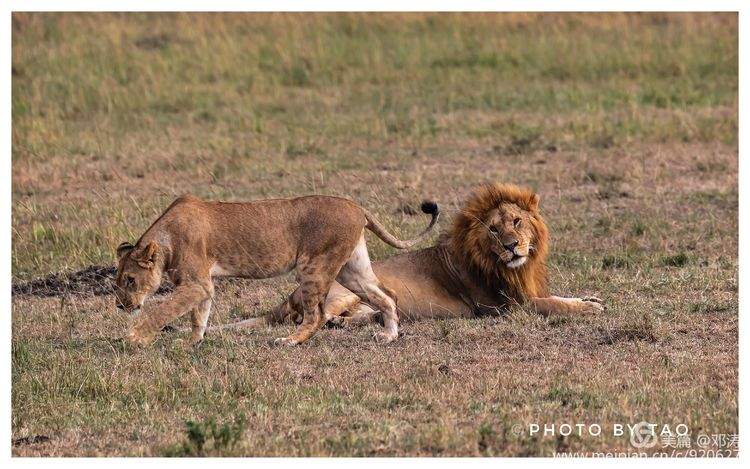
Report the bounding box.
[365,198,440,249]
[420,200,439,215]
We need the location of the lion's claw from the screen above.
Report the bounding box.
[581,296,603,304]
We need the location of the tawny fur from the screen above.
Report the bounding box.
[225,183,603,332]
[113,194,439,346]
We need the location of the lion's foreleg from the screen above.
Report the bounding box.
[126,282,213,346]
[531,296,604,317]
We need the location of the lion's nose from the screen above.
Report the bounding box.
[503,240,518,251]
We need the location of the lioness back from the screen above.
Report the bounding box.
[157,195,367,279]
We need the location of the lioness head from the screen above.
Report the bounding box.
[114,241,162,314]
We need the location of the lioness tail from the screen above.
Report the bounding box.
[364,200,440,249]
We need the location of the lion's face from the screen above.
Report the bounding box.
[450,183,549,299]
[114,241,162,314]
[485,202,538,269]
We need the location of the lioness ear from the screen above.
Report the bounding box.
[529,194,540,211]
[134,241,158,269]
[117,242,134,259]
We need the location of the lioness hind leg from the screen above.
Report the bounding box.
[266,298,298,325]
[275,287,327,346]
[336,235,399,343]
[323,282,362,323]
[190,298,213,345]
[274,258,342,346]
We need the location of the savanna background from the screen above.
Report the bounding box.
[11,13,737,456]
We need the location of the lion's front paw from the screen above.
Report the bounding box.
[272,337,298,347]
[579,297,605,314]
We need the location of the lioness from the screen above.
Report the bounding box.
[114,194,439,346]
[216,183,603,331]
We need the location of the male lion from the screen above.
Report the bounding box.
[113,194,439,346]
[217,183,603,332]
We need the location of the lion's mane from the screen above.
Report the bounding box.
[448,183,549,303]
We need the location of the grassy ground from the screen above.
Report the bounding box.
[11,13,738,456]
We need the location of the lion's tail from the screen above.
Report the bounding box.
[364,200,440,249]
[164,317,268,334]
[206,317,267,331]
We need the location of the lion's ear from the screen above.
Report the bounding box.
[529,193,540,211]
[134,241,158,269]
[117,242,134,259]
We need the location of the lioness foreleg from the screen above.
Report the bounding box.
[126,282,213,346]
[531,296,604,317]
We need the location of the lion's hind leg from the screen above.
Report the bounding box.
[322,282,362,323]
[328,303,381,328]
[274,288,325,346]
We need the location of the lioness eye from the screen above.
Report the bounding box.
[126,276,135,287]
[489,226,499,233]
[514,218,522,228]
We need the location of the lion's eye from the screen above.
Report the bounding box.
[125,276,136,288]
[513,218,522,228]
[489,226,499,234]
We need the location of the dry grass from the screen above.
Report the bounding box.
[12,13,737,456]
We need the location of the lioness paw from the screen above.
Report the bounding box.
[190,337,205,348]
[125,331,155,347]
[273,337,298,347]
[373,330,398,344]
